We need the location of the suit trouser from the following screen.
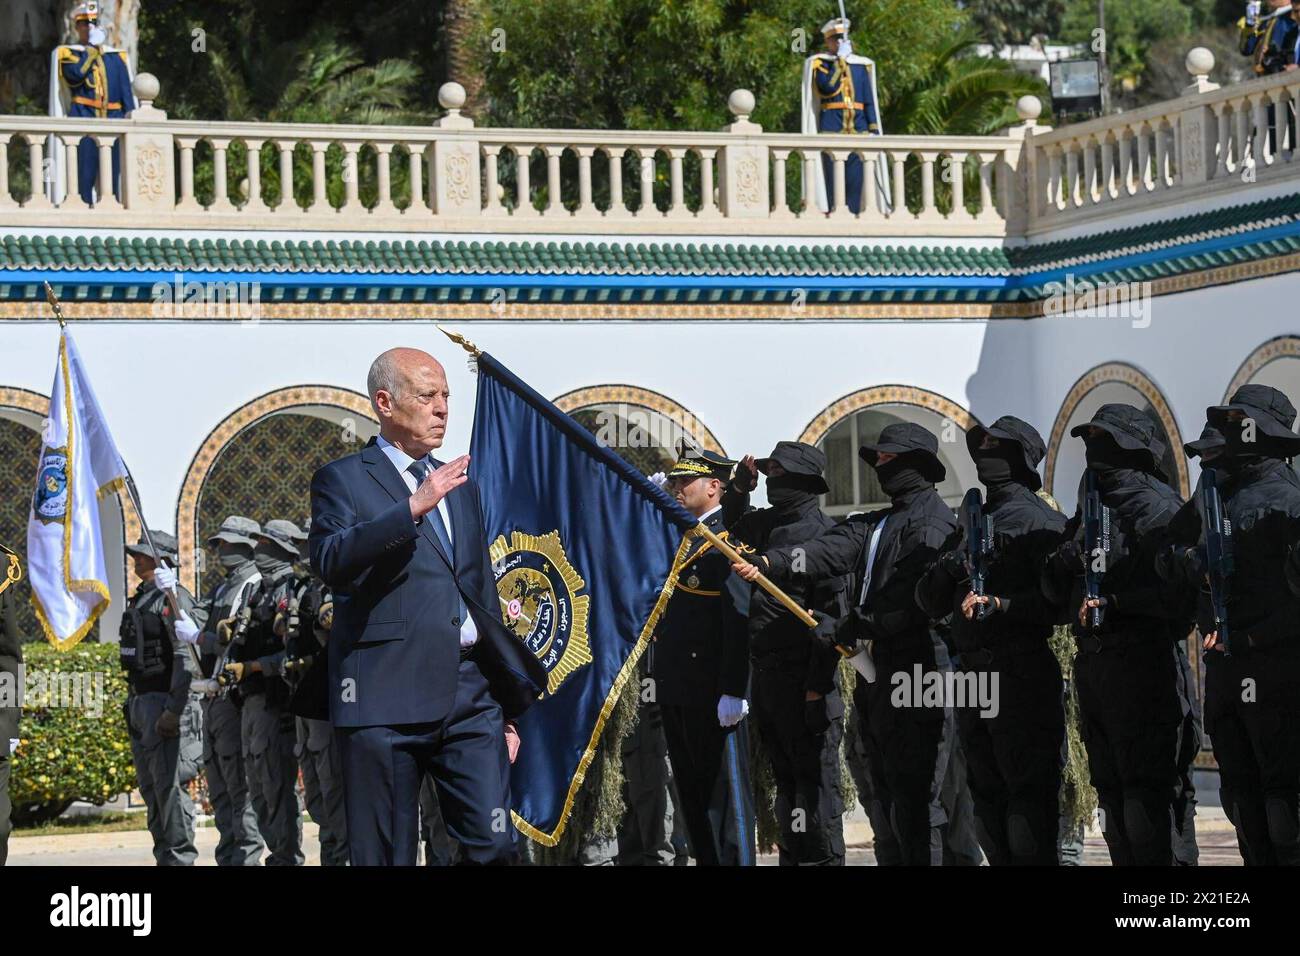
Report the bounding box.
[126,691,200,866]
[0,755,10,867]
[338,657,515,866]
[201,695,264,865]
[957,647,1064,866]
[1075,638,1182,866]
[243,692,304,866]
[752,662,845,866]
[661,702,756,866]
[1206,643,1300,866]
[856,635,952,866]
[297,716,349,866]
[616,697,676,866]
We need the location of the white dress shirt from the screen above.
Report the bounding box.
[376,434,478,648]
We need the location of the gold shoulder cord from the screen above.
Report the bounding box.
[0,544,22,598]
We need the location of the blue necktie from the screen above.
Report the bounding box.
[408,458,469,625]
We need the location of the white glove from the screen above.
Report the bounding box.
[8,739,18,756]
[154,562,178,592]
[837,38,854,58]
[717,694,749,728]
[1247,2,1261,26]
[174,612,201,645]
[88,26,107,47]
[648,471,668,489]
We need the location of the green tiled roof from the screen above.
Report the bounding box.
[2,190,1297,302]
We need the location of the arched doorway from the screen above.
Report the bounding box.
[177,387,378,595]
[554,385,725,477]
[798,385,979,517]
[1045,363,1188,515]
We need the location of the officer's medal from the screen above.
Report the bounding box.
[686,573,700,589]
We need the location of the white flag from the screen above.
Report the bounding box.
[28,331,128,649]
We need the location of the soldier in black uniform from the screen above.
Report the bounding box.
[1042,404,1193,866]
[225,519,305,866]
[119,531,203,865]
[652,446,755,866]
[1167,386,1300,865]
[722,441,849,865]
[916,416,1066,865]
[0,543,22,867]
[286,521,349,866]
[738,422,958,865]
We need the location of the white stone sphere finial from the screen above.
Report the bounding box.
[1186,47,1215,78]
[439,82,467,113]
[1016,95,1043,123]
[134,72,160,106]
[728,89,755,122]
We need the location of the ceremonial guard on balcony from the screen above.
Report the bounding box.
[48,1,136,205]
[801,14,892,215]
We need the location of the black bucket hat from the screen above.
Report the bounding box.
[859,422,946,483]
[1070,403,1169,481]
[126,530,179,565]
[1183,424,1225,460]
[755,441,830,494]
[1207,384,1300,455]
[966,415,1046,491]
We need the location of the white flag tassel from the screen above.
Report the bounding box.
[28,330,128,648]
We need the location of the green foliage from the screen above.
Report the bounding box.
[1050,625,1097,828]
[477,0,989,134]
[8,642,135,821]
[1060,0,1216,92]
[965,0,1068,46]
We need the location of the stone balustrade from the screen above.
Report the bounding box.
[2,50,1298,240]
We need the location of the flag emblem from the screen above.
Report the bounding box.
[33,448,70,524]
[490,529,591,697]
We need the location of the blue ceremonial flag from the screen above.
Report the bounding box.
[468,350,698,846]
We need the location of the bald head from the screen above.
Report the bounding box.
[368,347,450,457]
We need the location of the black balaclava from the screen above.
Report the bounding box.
[874,451,933,500]
[1084,432,1150,474]
[218,543,254,572]
[972,442,1021,495]
[253,542,293,579]
[766,474,824,513]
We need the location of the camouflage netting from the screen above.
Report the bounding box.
[529,672,640,864]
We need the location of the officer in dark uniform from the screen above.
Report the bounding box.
[174,514,265,865]
[1042,404,1193,866]
[916,416,1067,865]
[120,531,203,866]
[739,422,958,865]
[653,445,755,866]
[286,521,349,866]
[722,441,849,865]
[225,519,306,866]
[1167,386,1300,865]
[0,543,23,867]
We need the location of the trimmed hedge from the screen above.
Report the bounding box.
[9,641,134,824]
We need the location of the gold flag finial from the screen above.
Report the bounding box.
[438,325,482,357]
[43,281,66,329]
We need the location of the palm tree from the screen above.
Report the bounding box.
[444,0,485,119]
[193,19,425,210]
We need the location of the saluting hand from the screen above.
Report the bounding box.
[732,455,759,494]
[409,454,470,521]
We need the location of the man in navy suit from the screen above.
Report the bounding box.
[309,347,546,865]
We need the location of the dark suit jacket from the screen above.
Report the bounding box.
[308,438,545,727]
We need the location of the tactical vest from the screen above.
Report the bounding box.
[287,577,331,720]
[119,586,172,692]
[235,572,297,706]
